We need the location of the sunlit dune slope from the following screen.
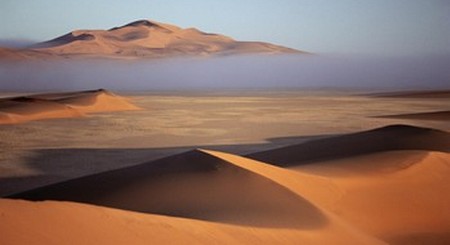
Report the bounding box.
[242,124,450,244]
[0,47,28,60]
[0,198,383,245]
[291,150,450,245]
[0,89,140,124]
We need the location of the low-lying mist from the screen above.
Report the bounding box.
[0,54,449,92]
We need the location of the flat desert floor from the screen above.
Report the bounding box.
[1,90,449,244]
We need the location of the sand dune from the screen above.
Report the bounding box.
[291,150,450,244]
[3,124,449,244]
[0,198,383,245]
[54,89,141,113]
[4,148,387,244]
[370,90,450,99]
[376,110,450,121]
[242,124,450,244]
[0,20,305,60]
[206,130,450,244]
[9,149,326,228]
[0,97,83,124]
[0,47,27,60]
[0,89,140,124]
[0,47,56,60]
[214,149,450,245]
[248,124,450,166]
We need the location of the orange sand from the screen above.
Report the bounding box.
[2,125,449,244]
[0,89,140,124]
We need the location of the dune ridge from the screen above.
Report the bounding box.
[0,89,140,124]
[369,90,450,99]
[247,124,450,166]
[207,148,450,243]
[8,149,327,228]
[241,124,450,244]
[375,110,450,121]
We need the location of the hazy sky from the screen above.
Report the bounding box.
[1,0,449,55]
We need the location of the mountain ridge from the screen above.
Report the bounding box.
[1,19,306,60]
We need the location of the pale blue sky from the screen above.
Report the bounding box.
[1,0,449,55]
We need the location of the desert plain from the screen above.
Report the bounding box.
[0,89,449,245]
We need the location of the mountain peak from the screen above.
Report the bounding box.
[111,20,160,30]
[123,19,158,27]
[109,19,181,33]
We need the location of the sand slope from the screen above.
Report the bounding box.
[243,124,450,244]
[0,48,52,60]
[4,148,384,244]
[0,97,83,124]
[248,124,450,166]
[8,149,327,228]
[0,47,27,60]
[0,20,305,60]
[3,125,449,244]
[376,110,450,121]
[370,90,450,99]
[0,89,140,124]
[291,150,450,245]
[0,198,383,245]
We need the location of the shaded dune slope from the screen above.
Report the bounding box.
[9,149,325,228]
[0,89,140,124]
[370,90,450,99]
[375,110,450,121]
[248,125,450,167]
[0,97,83,123]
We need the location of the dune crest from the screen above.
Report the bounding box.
[0,89,140,124]
[248,124,450,166]
[375,110,450,121]
[8,149,327,228]
[369,90,450,99]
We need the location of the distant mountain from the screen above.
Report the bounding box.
[1,20,306,60]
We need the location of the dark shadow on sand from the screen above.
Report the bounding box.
[0,134,328,196]
[7,149,328,229]
[248,124,450,167]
